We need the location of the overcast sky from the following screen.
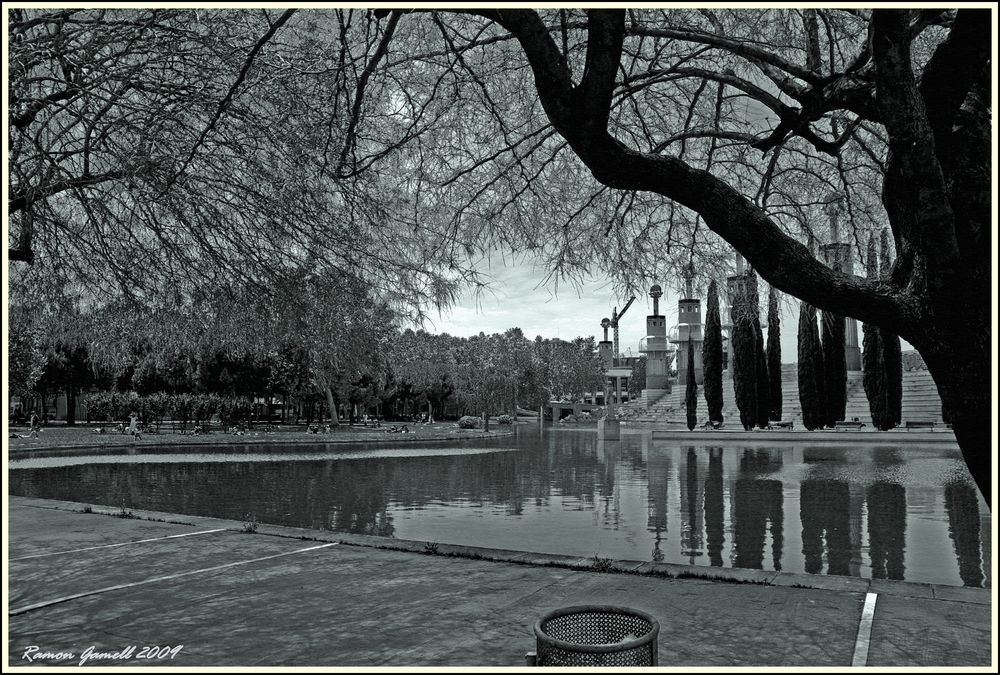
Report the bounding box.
[418,254,854,364]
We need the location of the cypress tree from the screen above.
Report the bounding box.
[797,300,824,430]
[686,339,698,430]
[862,234,889,429]
[730,274,756,430]
[766,287,782,421]
[821,306,847,425]
[703,280,724,424]
[749,270,771,428]
[880,230,903,428]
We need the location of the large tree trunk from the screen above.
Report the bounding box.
[65,387,77,426]
[325,387,340,426]
[912,325,991,509]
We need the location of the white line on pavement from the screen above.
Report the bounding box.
[9,528,228,562]
[851,592,879,667]
[9,542,338,616]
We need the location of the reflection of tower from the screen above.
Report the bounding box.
[945,481,985,587]
[867,482,906,580]
[646,450,670,559]
[679,447,705,562]
[704,448,725,567]
[671,262,704,385]
[640,284,670,400]
[820,193,861,370]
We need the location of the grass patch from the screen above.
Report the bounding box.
[115,502,137,519]
[591,554,615,573]
[241,512,259,534]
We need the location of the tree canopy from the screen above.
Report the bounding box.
[7,7,993,505]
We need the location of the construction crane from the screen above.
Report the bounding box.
[610,295,636,361]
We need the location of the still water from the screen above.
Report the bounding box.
[8,427,991,588]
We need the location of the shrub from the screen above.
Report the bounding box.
[496,414,514,425]
[457,415,482,429]
[219,396,254,427]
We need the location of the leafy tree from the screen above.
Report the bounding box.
[627,356,646,401]
[765,287,782,421]
[685,339,698,430]
[7,306,45,404]
[702,280,724,424]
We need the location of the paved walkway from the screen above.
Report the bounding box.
[6,496,993,668]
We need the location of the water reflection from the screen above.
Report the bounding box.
[733,449,784,571]
[7,428,989,588]
[945,481,985,588]
[703,448,725,567]
[867,482,906,580]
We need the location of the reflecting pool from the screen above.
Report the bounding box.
[8,427,991,588]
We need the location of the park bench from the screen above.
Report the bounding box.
[769,420,794,430]
[905,420,936,431]
[834,420,866,430]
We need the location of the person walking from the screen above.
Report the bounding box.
[28,411,40,439]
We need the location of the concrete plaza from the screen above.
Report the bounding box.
[5,496,993,669]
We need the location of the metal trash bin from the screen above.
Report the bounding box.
[533,605,659,666]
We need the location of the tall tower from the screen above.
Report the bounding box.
[640,284,670,403]
[671,261,704,385]
[820,193,862,370]
[598,318,614,369]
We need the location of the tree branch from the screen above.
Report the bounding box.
[446,9,911,333]
[871,9,960,290]
[170,9,296,187]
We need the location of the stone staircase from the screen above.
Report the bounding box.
[619,350,944,428]
[624,364,872,427]
[900,369,944,423]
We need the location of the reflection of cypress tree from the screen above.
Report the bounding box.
[733,478,767,569]
[944,481,985,588]
[703,448,725,567]
[732,452,784,571]
[800,479,851,575]
[703,280,725,424]
[866,482,906,580]
[767,480,784,571]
